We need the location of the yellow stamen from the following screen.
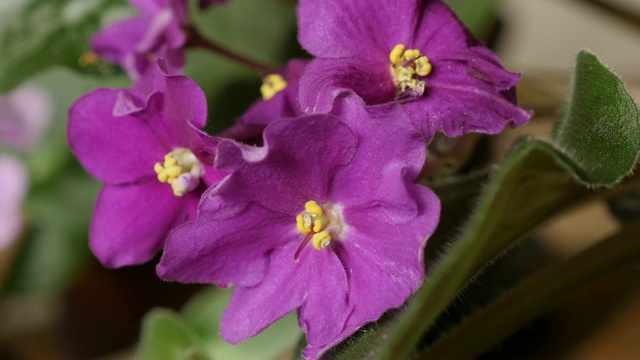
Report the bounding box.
[312,231,332,250]
[389,44,405,64]
[79,52,100,67]
[260,74,288,101]
[389,44,433,96]
[153,148,203,197]
[304,200,324,216]
[296,214,311,234]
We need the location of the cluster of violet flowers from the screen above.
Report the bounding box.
[67,0,532,358]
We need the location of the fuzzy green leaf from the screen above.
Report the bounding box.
[140,309,209,360]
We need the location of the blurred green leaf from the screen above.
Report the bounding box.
[191,0,299,66]
[422,217,640,358]
[7,164,100,294]
[181,287,302,360]
[444,0,498,39]
[0,0,127,94]
[140,309,209,360]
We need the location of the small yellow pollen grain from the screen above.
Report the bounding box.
[157,172,169,183]
[164,156,177,167]
[312,231,332,250]
[389,44,405,64]
[415,56,432,76]
[173,188,184,197]
[304,200,323,216]
[154,163,164,173]
[79,52,100,67]
[260,74,288,101]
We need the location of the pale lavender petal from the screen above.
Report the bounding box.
[91,17,149,74]
[90,181,186,268]
[130,0,166,15]
[298,0,419,60]
[220,242,349,347]
[0,156,28,250]
[0,84,53,150]
[68,88,168,184]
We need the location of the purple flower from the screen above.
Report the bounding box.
[157,102,440,359]
[68,61,224,268]
[297,0,532,138]
[91,0,190,82]
[221,59,307,141]
[0,84,53,151]
[0,156,29,250]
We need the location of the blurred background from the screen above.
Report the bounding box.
[1,0,640,359]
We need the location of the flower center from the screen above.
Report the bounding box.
[294,200,344,260]
[153,148,203,197]
[260,74,287,101]
[389,44,432,102]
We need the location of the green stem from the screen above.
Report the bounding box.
[185,27,279,75]
[419,217,640,359]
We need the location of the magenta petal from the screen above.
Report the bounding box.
[91,17,149,66]
[130,0,165,16]
[406,58,532,137]
[220,243,349,347]
[90,181,185,268]
[298,58,394,115]
[214,116,357,214]
[412,0,470,56]
[68,88,168,184]
[158,204,293,287]
[298,0,419,60]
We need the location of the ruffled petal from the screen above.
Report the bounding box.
[220,242,350,348]
[68,88,167,184]
[213,116,357,214]
[298,57,394,115]
[412,0,471,56]
[298,0,419,60]
[157,203,293,287]
[405,58,532,137]
[91,17,149,66]
[90,181,186,268]
[330,98,425,210]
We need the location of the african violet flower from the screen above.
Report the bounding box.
[0,84,53,151]
[221,59,307,141]
[68,61,224,267]
[92,0,226,82]
[158,103,440,359]
[0,156,29,250]
[297,0,532,138]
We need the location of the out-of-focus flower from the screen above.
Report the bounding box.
[297,0,532,138]
[158,111,440,359]
[68,61,225,267]
[222,59,307,141]
[91,0,227,82]
[0,156,28,250]
[0,84,53,151]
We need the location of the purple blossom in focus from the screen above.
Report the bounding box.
[0,156,28,250]
[222,59,307,141]
[91,0,227,82]
[297,0,532,138]
[157,101,440,359]
[68,61,225,267]
[0,84,53,151]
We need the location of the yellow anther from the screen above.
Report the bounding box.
[173,188,183,197]
[166,165,183,177]
[415,56,432,76]
[312,231,332,250]
[296,214,311,234]
[313,219,324,232]
[389,44,405,64]
[403,49,421,61]
[260,74,288,101]
[157,172,169,183]
[164,155,177,167]
[154,163,164,173]
[304,200,324,216]
[79,52,99,67]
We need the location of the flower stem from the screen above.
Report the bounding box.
[186,28,279,75]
